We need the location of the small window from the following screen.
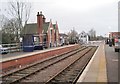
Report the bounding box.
[51,30,52,35]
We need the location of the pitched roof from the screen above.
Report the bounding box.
[22,22,50,35]
[59,33,68,37]
[22,23,37,35]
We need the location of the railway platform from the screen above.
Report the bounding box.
[0,44,79,73]
[77,42,107,82]
[0,44,77,63]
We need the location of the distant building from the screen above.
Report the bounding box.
[59,33,69,45]
[79,31,89,44]
[22,11,60,48]
[109,32,120,46]
[109,32,120,39]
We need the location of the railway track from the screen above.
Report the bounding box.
[46,46,97,83]
[2,46,89,84]
[2,45,81,74]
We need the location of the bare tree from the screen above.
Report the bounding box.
[88,28,96,41]
[7,0,31,42]
[1,18,20,43]
[67,28,79,44]
[0,15,8,44]
[0,15,7,30]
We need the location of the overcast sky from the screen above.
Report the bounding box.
[0,0,119,36]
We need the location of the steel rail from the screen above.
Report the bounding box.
[46,47,97,83]
[2,45,82,77]
[72,47,97,83]
[2,46,88,84]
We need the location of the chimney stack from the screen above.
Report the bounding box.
[37,11,43,43]
[37,12,40,16]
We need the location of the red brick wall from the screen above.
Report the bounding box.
[47,21,55,47]
[55,22,60,46]
[52,28,55,46]
[1,45,79,72]
[47,28,50,47]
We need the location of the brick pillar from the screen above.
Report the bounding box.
[52,28,55,47]
[55,21,60,46]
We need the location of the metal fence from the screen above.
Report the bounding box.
[1,42,45,53]
[1,41,63,53]
[1,43,22,53]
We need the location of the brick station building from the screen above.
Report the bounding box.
[109,32,120,39]
[22,11,60,48]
